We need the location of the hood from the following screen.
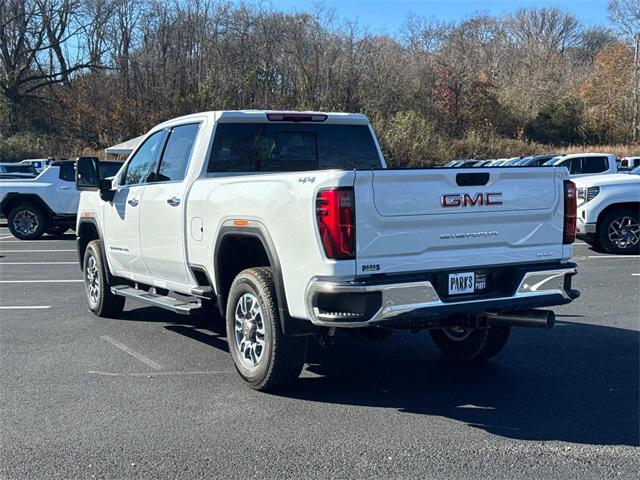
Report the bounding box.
[572,173,639,188]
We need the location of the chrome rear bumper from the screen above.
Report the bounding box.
[306,265,578,328]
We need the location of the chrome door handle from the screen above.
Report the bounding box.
[127,198,139,207]
[59,186,71,190]
[166,196,181,206]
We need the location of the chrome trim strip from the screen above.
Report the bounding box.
[306,267,577,328]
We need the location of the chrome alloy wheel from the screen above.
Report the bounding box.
[234,293,266,369]
[85,254,100,307]
[608,216,640,249]
[441,326,473,342]
[12,209,39,236]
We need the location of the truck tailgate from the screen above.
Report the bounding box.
[354,168,567,275]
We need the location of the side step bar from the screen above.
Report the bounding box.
[111,286,203,315]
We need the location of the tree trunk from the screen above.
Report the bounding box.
[633,34,639,142]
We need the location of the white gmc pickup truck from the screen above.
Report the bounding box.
[75,111,580,391]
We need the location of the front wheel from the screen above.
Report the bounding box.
[598,208,640,254]
[226,267,306,391]
[430,325,511,362]
[83,240,125,317]
[7,203,47,240]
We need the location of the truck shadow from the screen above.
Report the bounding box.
[286,321,640,447]
[116,307,639,447]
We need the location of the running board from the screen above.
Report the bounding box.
[110,286,202,315]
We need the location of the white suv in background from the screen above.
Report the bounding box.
[545,153,617,177]
[618,157,640,171]
[574,171,639,254]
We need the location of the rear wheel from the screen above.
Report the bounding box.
[83,240,125,317]
[226,267,306,391]
[598,208,640,254]
[7,202,47,240]
[430,325,511,362]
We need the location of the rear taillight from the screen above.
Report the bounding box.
[563,180,577,244]
[316,187,355,259]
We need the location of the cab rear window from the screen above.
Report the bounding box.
[207,123,381,172]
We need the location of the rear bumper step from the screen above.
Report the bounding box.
[306,264,578,328]
[111,286,202,315]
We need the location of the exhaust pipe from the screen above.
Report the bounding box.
[485,309,555,329]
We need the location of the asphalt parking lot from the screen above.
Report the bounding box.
[0,226,638,479]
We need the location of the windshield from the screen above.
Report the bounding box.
[544,156,562,166]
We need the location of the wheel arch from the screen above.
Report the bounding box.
[76,218,111,275]
[1,193,53,218]
[596,202,640,230]
[213,225,315,336]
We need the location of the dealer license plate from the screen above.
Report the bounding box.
[448,272,475,295]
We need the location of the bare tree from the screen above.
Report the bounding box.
[609,0,640,141]
[0,0,97,130]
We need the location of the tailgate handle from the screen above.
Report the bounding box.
[456,172,489,186]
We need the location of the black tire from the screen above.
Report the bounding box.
[7,202,47,240]
[46,225,68,237]
[430,325,511,362]
[83,239,125,317]
[225,267,306,391]
[597,208,640,254]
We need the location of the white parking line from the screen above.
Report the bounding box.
[100,335,163,370]
[87,370,229,377]
[585,255,640,259]
[0,239,72,243]
[0,249,75,253]
[0,262,77,265]
[632,273,640,276]
[0,306,51,310]
[0,279,82,283]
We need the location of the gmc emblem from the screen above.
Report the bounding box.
[441,192,503,208]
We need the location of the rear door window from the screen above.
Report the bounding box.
[154,124,200,182]
[58,162,75,182]
[208,123,381,173]
[582,157,608,174]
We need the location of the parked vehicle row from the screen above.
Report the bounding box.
[0,159,122,239]
[443,152,632,178]
[74,110,579,391]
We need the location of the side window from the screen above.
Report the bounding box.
[582,157,608,174]
[208,124,255,172]
[122,130,165,186]
[58,162,75,182]
[560,158,581,175]
[156,124,200,182]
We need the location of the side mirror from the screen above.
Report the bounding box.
[76,156,100,190]
[76,156,115,202]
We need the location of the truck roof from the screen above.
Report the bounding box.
[154,110,370,130]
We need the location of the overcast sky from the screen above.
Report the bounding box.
[263,0,610,33]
